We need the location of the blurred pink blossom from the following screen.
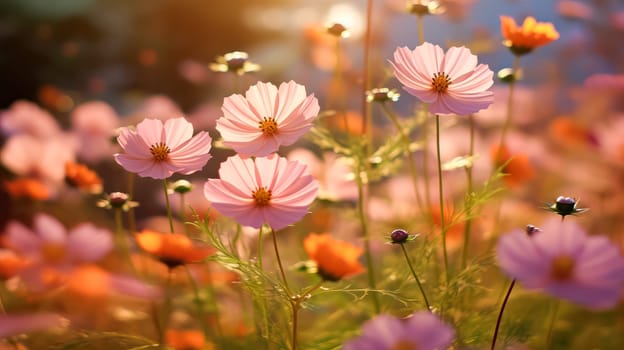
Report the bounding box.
[343,311,455,350]
[114,117,212,179]
[5,213,113,291]
[497,218,624,309]
[203,154,318,230]
[0,313,68,338]
[128,95,184,123]
[1,134,76,184]
[556,1,593,20]
[584,73,624,91]
[216,81,319,157]
[71,101,120,163]
[287,148,357,202]
[178,59,209,84]
[0,100,61,139]
[391,42,494,115]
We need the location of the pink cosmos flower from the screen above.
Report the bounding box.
[216,81,320,157]
[71,101,120,163]
[1,134,75,183]
[0,100,61,138]
[343,311,455,350]
[0,313,68,338]
[114,117,212,179]
[129,95,184,123]
[391,42,494,115]
[203,154,318,230]
[5,213,113,290]
[497,218,624,309]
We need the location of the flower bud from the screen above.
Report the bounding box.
[390,229,409,244]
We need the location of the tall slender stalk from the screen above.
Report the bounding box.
[270,228,290,293]
[180,193,188,235]
[358,0,381,315]
[114,208,136,274]
[491,279,516,350]
[461,114,475,269]
[435,115,449,282]
[162,179,175,233]
[184,265,221,339]
[497,56,520,155]
[399,244,431,311]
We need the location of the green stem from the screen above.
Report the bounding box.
[435,115,449,283]
[184,265,221,339]
[461,114,475,269]
[355,162,381,314]
[497,56,520,156]
[381,104,425,214]
[491,279,516,350]
[115,208,136,274]
[399,244,431,311]
[180,193,188,235]
[163,179,174,233]
[270,228,290,293]
[546,300,561,348]
[291,302,299,350]
[127,172,137,233]
[255,226,269,340]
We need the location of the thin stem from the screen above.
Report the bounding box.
[545,300,561,348]
[355,164,381,314]
[127,172,137,233]
[399,244,431,311]
[180,193,188,235]
[114,208,137,274]
[257,226,264,269]
[255,226,270,340]
[270,228,290,293]
[162,179,175,233]
[461,114,475,269]
[291,302,299,350]
[362,0,373,140]
[435,115,449,282]
[334,38,349,133]
[416,14,425,45]
[491,279,516,350]
[497,56,520,156]
[381,104,425,214]
[184,266,221,339]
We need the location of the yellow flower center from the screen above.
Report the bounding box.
[431,72,452,93]
[391,340,419,350]
[252,187,272,207]
[150,142,171,162]
[551,255,575,281]
[41,243,67,264]
[259,117,278,136]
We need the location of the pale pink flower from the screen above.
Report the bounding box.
[1,134,75,183]
[129,95,184,122]
[216,81,320,157]
[114,117,212,179]
[556,0,593,20]
[203,154,318,230]
[497,218,624,309]
[391,42,494,115]
[0,100,61,138]
[5,213,113,290]
[287,148,357,202]
[343,311,455,350]
[0,313,68,338]
[71,101,120,163]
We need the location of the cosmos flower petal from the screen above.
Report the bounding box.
[441,46,478,79]
[164,117,194,149]
[135,118,164,145]
[5,221,41,255]
[66,224,113,263]
[275,80,307,122]
[246,81,279,119]
[34,214,67,243]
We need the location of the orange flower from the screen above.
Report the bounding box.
[64,161,103,194]
[303,233,365,281]
[491,144,535,187]
[135,230,213,269]
[549,117,595,148]
[430,204,465,251]
[0,250,29,280]
[500,16,559,55]
[3,178,50,200]
[166,329,213,350]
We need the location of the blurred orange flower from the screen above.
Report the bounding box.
[64,162,103,194]
[3,178,50,200]
[166,329,213,350]
[491,144,535,187]
[135,230,213,269]
[549,117,596,148]
[0,249,29,280]
[500,16,559,55]
[303,233,364,281]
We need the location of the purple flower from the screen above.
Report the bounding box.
[497,218,624,309]
[343,312,455,350]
